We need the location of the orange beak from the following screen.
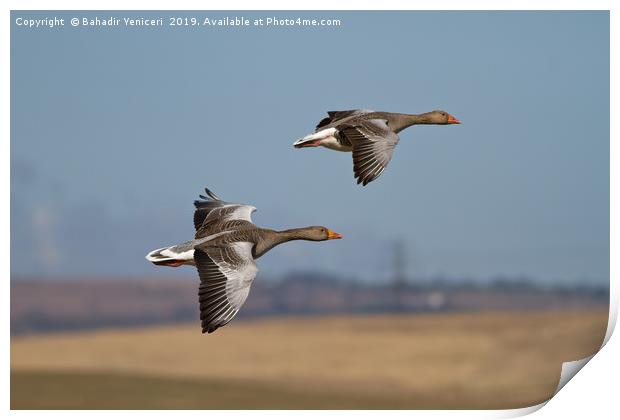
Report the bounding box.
[447,114,461,124]
[327,229,343,240]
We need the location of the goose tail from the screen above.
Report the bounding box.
[146,245,195,267]
[293,127,338,148]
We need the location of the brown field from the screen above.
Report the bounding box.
[11,310,608,409]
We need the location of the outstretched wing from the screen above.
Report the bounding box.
[193,187,256,231]
[195,242,258,334]
[341,119,399,186]
[315,109,373,131]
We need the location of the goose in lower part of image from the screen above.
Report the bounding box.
[146,187,342,334]
[293,109,461,186]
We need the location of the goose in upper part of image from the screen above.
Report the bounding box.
[293,109,461,186]
[146,187,342,334]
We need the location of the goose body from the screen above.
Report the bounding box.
[146,187,341,333]
[293,109,461,186]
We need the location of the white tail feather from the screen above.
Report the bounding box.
[293,127,337,146]
[146,246,195,266]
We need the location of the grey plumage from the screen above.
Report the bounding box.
[294,109,461,185]
[146,187,341,334]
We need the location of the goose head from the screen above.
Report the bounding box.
[426,110,461,125]
[300,226,343,241]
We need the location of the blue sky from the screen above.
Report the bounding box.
[11,11,609,285]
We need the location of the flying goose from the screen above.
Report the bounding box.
[293,109,461,186]
[146,187,342,333]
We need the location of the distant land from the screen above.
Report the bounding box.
[11,273,608,335]
[11,310,609,409]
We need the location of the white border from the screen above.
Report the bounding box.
[0,0,618,11]
[3,1,617,419]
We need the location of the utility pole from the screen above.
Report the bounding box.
[392,239,407,312]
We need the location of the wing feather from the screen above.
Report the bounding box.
[195,242,258,334]
[315,109,373,131]
[193,187,256,231]
[341,119,399,186]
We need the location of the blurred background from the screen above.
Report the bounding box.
[11,11,609,409]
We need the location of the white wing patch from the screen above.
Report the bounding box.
[222,205,257,223]
[203,204,257,226]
